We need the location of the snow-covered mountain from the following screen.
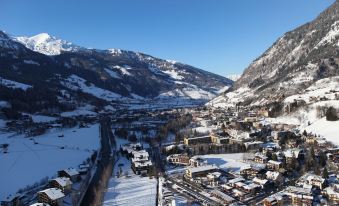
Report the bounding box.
[226,74,241,82]
[14,33,82,55]
[0,30,232,113]
[209,0,339,108]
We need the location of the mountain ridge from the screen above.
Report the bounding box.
[209,0,339,109]
[0,30,232,114]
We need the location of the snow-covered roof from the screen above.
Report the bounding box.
[255,153,267,160]
[211,189,235,202]
[61,168,79,176]
[266,171,280,180]
[51,177,72,187]
[39,188,65,200]
[122,143,142,153]
[235,182,246,187]
[133,160,152,168]
[286,186,311,194]
[30,203,51,206]
[324,187,339,196]
[243,183,260,190]
[253,177,268,185]
[228,177,245,184]
[187,165,218,174]
[240,165,251,171]
[306,174,325,183]
[244,141,263,147]
[283,148,302,158]
[132,150,149,158]
[267,160,282,165]
[186,135,210,140]
[221,184,233,190]
[232,188,245,196]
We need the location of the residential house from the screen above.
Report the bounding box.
[266,171,283,185]
[264,192,288,206]
[297,173,326,190]
[232,189,246,201]
[306,175,326,190]
[37,188,65,206]
[58,168,79,182]
[183,136,211,146]
[240,165,266,179]
[244,141,263,151]
[166,154,190,166]
[189,156,207,167]
[206,172,222,187]
[121,143,143,155]
[131,159,153,175]
[323,187,339,203]
[227,177,245,187]
[266,160,283,171]
[185,165,218,179]
[284,149,303,164]
[210,133,229,144]
[1,194,22,206]
[254,153,268,164]
[253,177,269,188]
[285,186,313,206]
[210,189,235,204]
[49,177,72,194]
[242,183,261,194]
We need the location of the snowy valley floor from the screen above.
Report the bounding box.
[103,155,157,206]
[0,124,99,200]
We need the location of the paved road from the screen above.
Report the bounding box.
[80,117,115,206]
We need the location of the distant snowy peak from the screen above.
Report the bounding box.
[14,33,82,55]
[1,29,232,105]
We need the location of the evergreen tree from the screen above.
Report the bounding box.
[326,106,338,121]
[271,153,278,161]
[303,130,308,136]
[310,146,315,159]
[314,164,321,175]
[318,151,327,167]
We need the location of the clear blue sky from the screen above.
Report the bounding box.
[0,0,335,77]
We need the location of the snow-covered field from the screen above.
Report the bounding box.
[124,98,205,111]
[305,118,339,145]
[284,77,339,104]
[0,124,99,200]
[103,156,157,206]
[0,78,32,90]
[60,105,97,117]
[30,114,57,123]
[197,153,250,174]
[61,74,123,101]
